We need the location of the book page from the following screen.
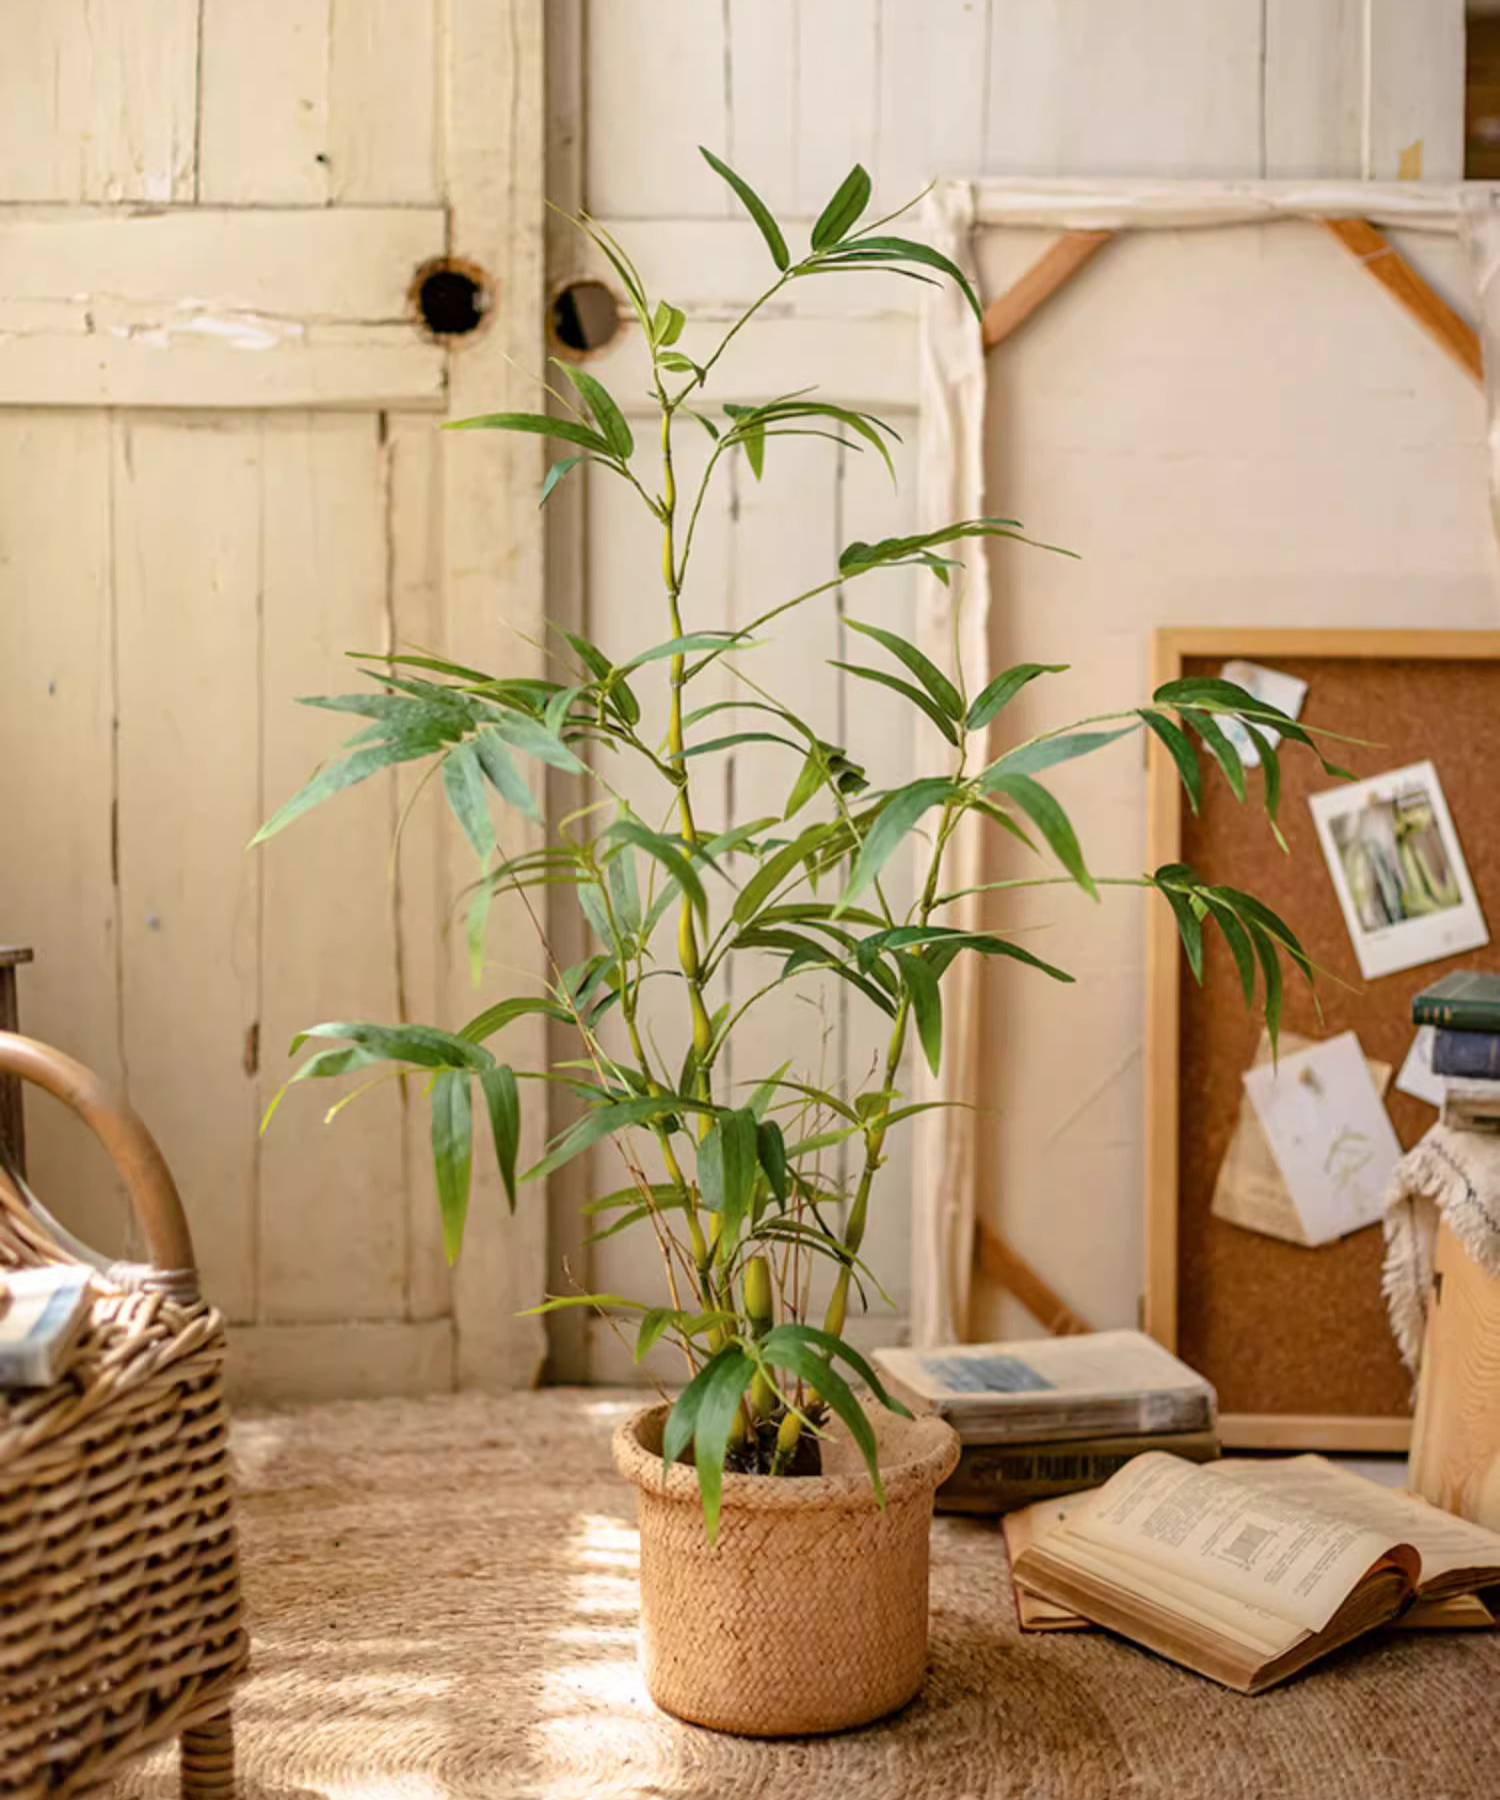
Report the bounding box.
[1215,1456,1500,1589]
[1066,1454,1403,1634]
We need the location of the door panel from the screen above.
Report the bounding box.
[0,0,546,1396]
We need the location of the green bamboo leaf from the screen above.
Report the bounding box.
[741,417,766,479]
[759,1338,884,1503]
[522,1094,695,1183]
[285,1044,386,1083]
[981,771,1095,898]
[845,618,962,720]
[783,749,825,820]
[430,1070,473,1264]
[694,1346,757,1543]
[1157,883,1205,983]
[521,1292,648,1315]
[477,1064,519,1210]
[539,454,585,508]
[651,300,686,347]
[756,1118,789,1206]
[445,410,613,456]
[1152,676,1278,714]
[858,924,1073,984]
[699,147,790,270]
[696,1107,760,1244]
[1213,887,1313,984]
[473,728,544,825]
[812,163,873,248]
[459,994,572,1042]
[603,820,709,927]
[606,844,642,938]
[1201,893,1258,1007]
[900,951,943,1076]
[830,661,960,744]
[442,743,494,860]
[552,359,634,459]
[635,1306,684,1361]
[1181,708,1246,802]
[734,827,833,924]
[761,1322,911,1416]
[488,710,586,774]
[965,663,1069,733]
[674,731,804,761]
[290,1019,492,1070]
[1243,724,1287,851]
[1249,922,1284,1054]
[1139,711,1202,815]
[838,779,954,912]
[825,233,981,320]
[619,631,747,672]
[251,733,444,845]
[985,725,1138,778]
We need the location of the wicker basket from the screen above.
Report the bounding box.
[0,1032,247,1798]
[614,1399,959,1736]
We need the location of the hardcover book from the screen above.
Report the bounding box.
[939,1427,1220,1515]
[1412,970,1500,1032]
[872,1330,1216,1446]
[1432,1027,1500,1079]
[1440,1079,1500,1134]
[0,1265,92,1387]
[1010,1453,1500,1687]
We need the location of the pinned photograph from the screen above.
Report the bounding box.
[1308,760,1489,980]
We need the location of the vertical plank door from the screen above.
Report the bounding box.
[0,0,548,1397]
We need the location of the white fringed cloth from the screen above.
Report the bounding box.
[1381,1124,1500,1375]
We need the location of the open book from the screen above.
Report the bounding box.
[1010,1453,1500,1691]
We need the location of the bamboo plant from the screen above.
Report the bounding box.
[255,152,1348,1541]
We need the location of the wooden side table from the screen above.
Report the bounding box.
[0,945,33,1175]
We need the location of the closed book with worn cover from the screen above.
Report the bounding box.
[938,1427,1220,1515]
[1441,1079,1500,1133]
[873,1330,1216,1446]
[0,1265,92,1387]
[1412,970,1500,1031]
[1432,1027,1500,1079]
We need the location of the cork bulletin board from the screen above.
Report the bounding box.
[1144,628,1500,1452]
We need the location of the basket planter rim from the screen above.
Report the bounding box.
[613,1399,959,1513]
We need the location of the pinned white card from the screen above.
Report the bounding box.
[1219,660,1308,769]
[1395,1025,1446,1109]
[1241,1031,1402,1246]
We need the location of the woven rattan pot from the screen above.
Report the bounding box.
[613,1398,959,1736]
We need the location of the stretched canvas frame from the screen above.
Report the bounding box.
[913,181,1499,1386]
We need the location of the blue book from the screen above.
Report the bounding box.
[0,1265,92,1387]
[1432,1028,1500,1080]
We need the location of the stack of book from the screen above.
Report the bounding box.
[1414,971,1500,1132]
[872,1329,1218,1514]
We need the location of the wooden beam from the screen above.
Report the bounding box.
[974,1219,1093,1336]
[981,230,1115,352]
[1321,217,1483,387]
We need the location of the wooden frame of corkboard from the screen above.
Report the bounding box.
[1144,627,1500,1453]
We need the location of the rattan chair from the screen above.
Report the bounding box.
[0,1033,246,1798]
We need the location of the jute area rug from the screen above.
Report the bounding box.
[107,1390,1498,1800]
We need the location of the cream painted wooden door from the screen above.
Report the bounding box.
[0,0,547,1395]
